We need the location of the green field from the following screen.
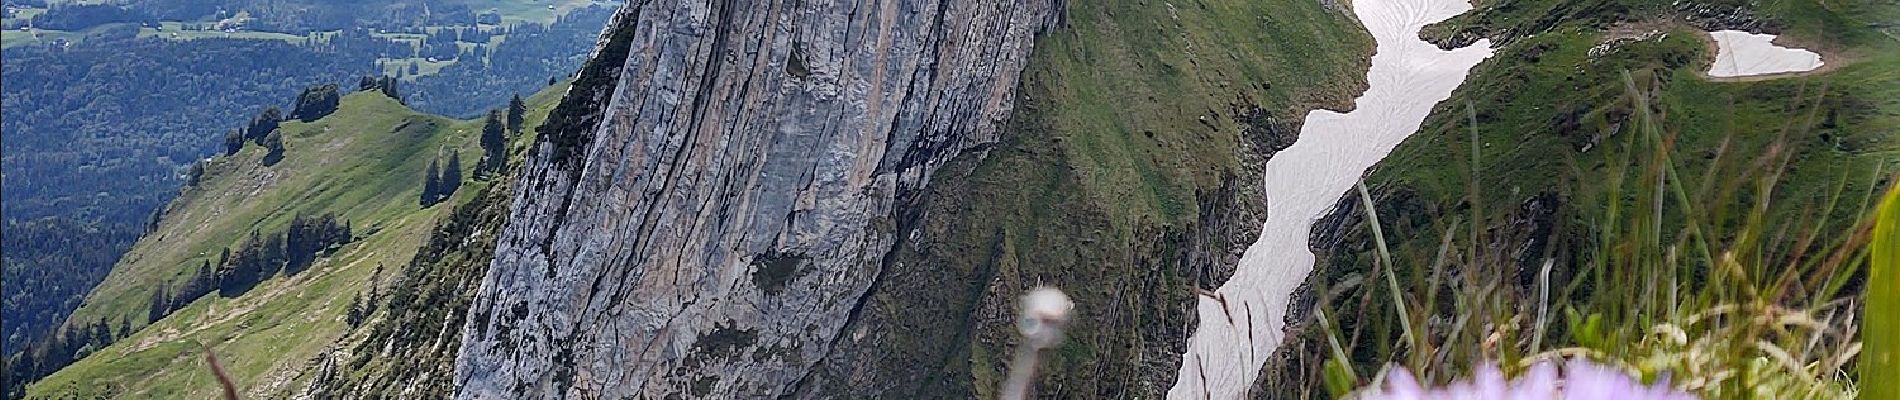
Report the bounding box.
[2,26,99,49]
[3,6,47,24]
[136,21,314,42]
[451,0,606,25]
[378,57,458,80]
[28,82,569,399]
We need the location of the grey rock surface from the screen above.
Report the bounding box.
[454,1,1055,398]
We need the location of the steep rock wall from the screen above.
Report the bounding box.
[787,0,1373,397]
[454,1,1056,398]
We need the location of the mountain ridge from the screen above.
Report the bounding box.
[22,83,569,398]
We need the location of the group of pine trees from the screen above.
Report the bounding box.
[420,152,464,207]
[147,213,354,320]
[358,75,404,104]
[345,265,385,328]
[480,95,526,175]
[422,94,524,207]
[222,106,285,159]
[1,317,125,399]
[147,261,215,324]
[215,213,353,297]
[290,83,342,122]
[8,84,355,392]
[5,213,351,398]
[213,78,404,169]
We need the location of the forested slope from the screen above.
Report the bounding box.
[16,83,565,399]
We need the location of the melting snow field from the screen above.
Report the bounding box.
[1707,30,1825,78]
[1166,0,1493,397]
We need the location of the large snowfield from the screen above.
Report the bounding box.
[1167,0,1493,397]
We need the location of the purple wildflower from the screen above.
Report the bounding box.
[1359,359,1696,400]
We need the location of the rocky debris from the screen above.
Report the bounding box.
[453,1,1056,398]
[1424,25,1493,50]
[1674,1,1775,33]
[1424,1,1777,51]
[1588,30,1669,58]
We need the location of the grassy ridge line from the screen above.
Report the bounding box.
[28,83,570,399]
[302,80,561,398]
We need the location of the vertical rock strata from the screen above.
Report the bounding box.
[454,1,1054,398]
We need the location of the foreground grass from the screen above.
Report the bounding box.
[1333,77,1882,397]
[28,83,568,399]
[1266,0,1897,397]
[1865,185,1900,399]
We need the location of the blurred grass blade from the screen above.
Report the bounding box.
[202,343,240,400]
[1316,308,1360,397]
[1357,182,1416,350]
[1865,184,1900,400]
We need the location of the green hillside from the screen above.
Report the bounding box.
[27,83,568,399]
[806,0,1374,397]
[1267,0,1899,396]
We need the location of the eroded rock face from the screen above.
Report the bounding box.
[454,1,1054,398]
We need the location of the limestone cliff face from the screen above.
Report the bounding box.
[454,1,1055,398]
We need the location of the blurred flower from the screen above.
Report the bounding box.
[1359,359,1696,400]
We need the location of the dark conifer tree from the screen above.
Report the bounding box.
[479,110,506,175]
[287,214,311,272]
[379,76,402,103]
[147,285,169,323]
[144,208,162,234]
[86,321,111,351]
[219,231,263,297]
[444,152,463,198]
[260,107,283,122]
[261,129,286,166]
[507,94,526,133]
[346,294,367,328]
[172,259,215,308]
[247,106,284,144]
[223,129,246,156]
[422,158,441,206]
[290,83,342,122]
[261,233,287,277]
[357,75,404,104]
[186,161,206,186]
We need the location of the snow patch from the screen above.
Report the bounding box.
[1166,0,1494,397]
[1707,30,1823,78]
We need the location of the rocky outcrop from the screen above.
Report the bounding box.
[1674,1,1774,33]
[454,1,1056,398]
[1422,1,1778,50]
